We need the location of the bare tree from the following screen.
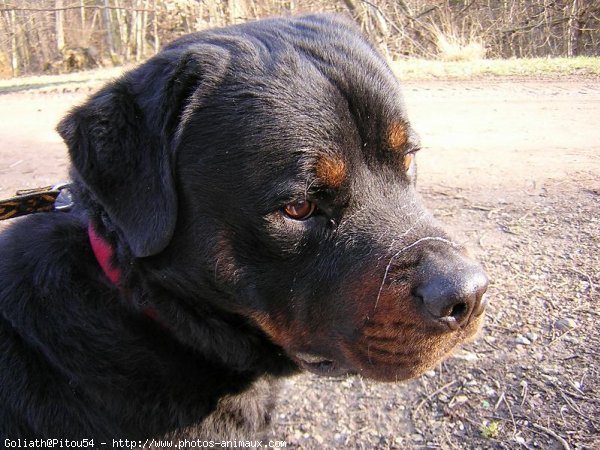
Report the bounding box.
[568,0,583,56]
[152,0,158,54]
[103,0,115,57]
[55,0,64,51]
[0,0,598,76]
[7,5,18,76]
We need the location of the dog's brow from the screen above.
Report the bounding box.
[387,122,408,152]
[315,155,347,189]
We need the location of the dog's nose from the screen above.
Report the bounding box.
[415,262,488,330]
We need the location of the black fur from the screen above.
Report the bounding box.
[0,14,487,442]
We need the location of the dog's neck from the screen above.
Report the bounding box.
[88,220,164,322]
[88,221,121,285]
[84,202,298,378]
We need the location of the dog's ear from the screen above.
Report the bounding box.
[58,48,225,257]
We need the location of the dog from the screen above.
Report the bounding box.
[0,14,488,441]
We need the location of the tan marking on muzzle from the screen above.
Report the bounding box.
[248,311,307,349]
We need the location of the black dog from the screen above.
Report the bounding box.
[0,14,488,442]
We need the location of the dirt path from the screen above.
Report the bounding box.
[1,79,599,449]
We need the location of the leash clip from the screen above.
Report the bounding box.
[52,182,74,211]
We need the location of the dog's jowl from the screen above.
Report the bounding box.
[0,14,488,441]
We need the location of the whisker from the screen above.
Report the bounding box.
[379,211,426,260]
[374,235,459,310]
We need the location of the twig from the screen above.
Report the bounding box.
[500,16,571,34]
[358,0,404,35]
[563,389,600,404]
[412,380,457,419]
[441,427,460,450]
[520,381,528,407]
[568,267,596,294]
[544,329,575,348]
[572,307,600,317]
[435,191,469,201]
[469,205,494,211]
[542,295,559,311]
[494,391,504,411]
[530,423,570,450]
[344,426,370,446]
[478,235,486,249]
[502,394,517,437]
[559,391,597,424]
[487,206,507,219]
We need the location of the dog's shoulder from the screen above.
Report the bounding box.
[0,212,103,437]
[0,213,277,439]
[0,212,90,298]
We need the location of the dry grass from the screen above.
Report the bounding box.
[436,35,486,62]
[392,57,600,80]
[0,66,127,94]
[1,58,600,96]
[431,24,487,62]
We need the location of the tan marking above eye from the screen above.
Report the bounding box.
[388,123,408,152]
[316,155,346,188]
[403,153,415,172]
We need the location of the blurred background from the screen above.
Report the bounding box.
[0,0,599,77]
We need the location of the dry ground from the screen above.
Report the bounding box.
[0,78,598,449]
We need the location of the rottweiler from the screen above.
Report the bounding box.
[0,14,488,441]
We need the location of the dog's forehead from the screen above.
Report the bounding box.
[178,15,416,194]
[232,18,414,162]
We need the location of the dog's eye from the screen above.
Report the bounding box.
[403,153,415,172]
[283,200,316,220]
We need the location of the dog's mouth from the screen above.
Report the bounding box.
[291,313,485,381]
[294,352,354,377]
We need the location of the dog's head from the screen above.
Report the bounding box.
[58,15,488,382]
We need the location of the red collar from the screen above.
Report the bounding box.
[88,222,160,322]
[88,222,121,286]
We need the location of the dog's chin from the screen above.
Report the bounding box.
[293,351,435,381]
[294,353,356,377]
[292,314,486,382]
[355,357,447,382]
[343,350,453,382]
[356,318,487,382]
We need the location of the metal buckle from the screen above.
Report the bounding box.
[52,183,74,211]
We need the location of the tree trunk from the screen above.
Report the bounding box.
[55,0,65,52]
[153,0,159,54]
[129,2,138,61]
[104,0,115,56]
[134,0,143,61]
[114,0,127,59]
[567,0,582,57]
[228,0,247,24]
[140,0,148,59]
[9,8,18,76]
